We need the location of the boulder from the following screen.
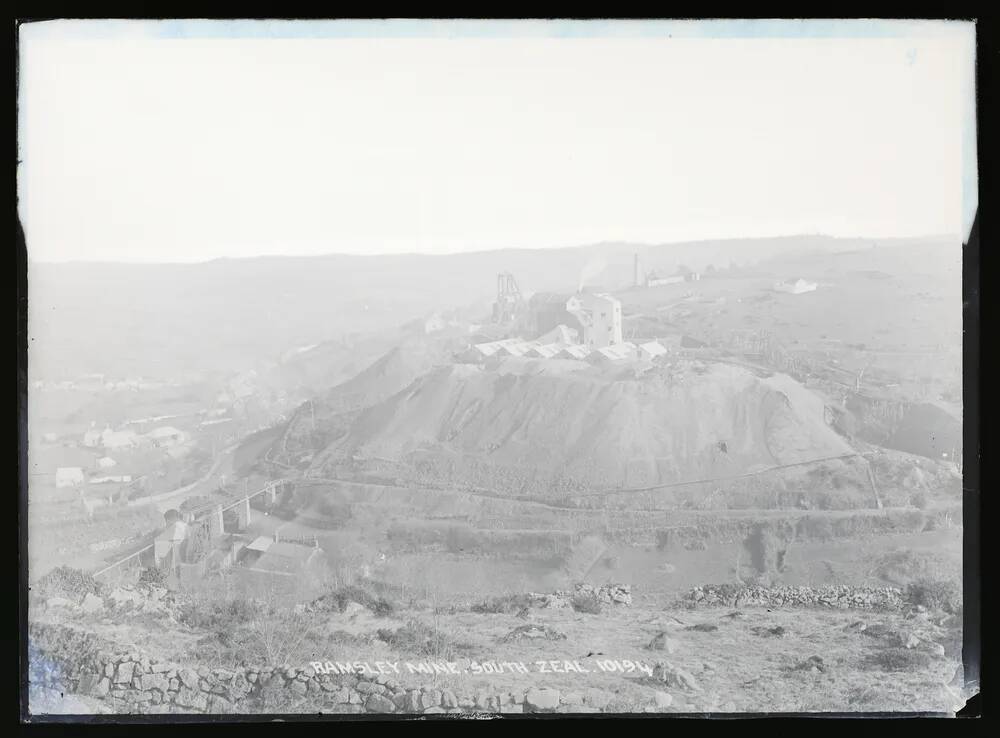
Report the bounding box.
[114,662,135,685]
[365,694,396,713]
[343,601,367,618]
[174,687,208,711]
[178,669,199,690]
[402,690,422,712]
[524,688,561,711]
[647,631,680,653]
[584,688,613,709]
[81,593,105,613]
[653,691,674,709]
[421,690,442,709]
[652,661,701,692]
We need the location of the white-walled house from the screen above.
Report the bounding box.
[55,467,85,488]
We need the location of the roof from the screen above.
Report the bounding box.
[528,291,571,306]
[536,324,577,344]
[246,535,273,553]
[252,542,320,575]
[102,431,138,447]
[556,345,592,359]
[496,341,534,357]
[639,341,668,357]
[525,343,563,359]
[591,343,636,362]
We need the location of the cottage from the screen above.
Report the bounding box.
[96,456,117,470]
[146,426,187,448]
[55,467,85,488]
[82,427,102,448]
[101,427,139,450]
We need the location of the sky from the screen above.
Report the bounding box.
[18,19,977,263]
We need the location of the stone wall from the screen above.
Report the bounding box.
[28,622,619,715]
[682,584,905,611]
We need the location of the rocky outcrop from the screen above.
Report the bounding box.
[526,583,632,610]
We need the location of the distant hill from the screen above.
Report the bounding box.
[27,235,956,381]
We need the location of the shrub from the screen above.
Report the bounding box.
[873,550,958,587]
[470,593,531,614]
[570,593,602,614]
[34,566,104,602]
[656,529,678,551]
[315,585,395,617]
[177,596,262,631]
[906,578,962,615]
[375,619,468,659]
[138,567,168,586]
[743,524,791,575]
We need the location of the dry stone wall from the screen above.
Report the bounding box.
[28,622,621,715]
[683,584,905,611]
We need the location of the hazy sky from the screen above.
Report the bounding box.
[18,19,977,263]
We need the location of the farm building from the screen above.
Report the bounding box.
[241,537,324,579]
[146,426,188,448]
[637,340,669,360]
